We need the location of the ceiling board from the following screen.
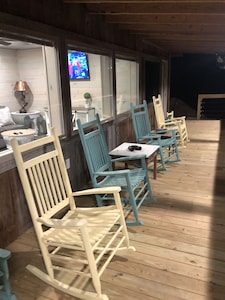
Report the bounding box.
[63,1,225,55]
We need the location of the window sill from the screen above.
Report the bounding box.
[0,150,16,174]
[0,148,13,157]
[0,134,48,174]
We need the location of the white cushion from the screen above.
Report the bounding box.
[0,106,15,127]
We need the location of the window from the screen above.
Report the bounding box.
[116,58,139,114]
[68,51,113,128]
[0,36,63,138]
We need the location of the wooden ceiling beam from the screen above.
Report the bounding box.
[64,0,225,3]
[120,24,225,34]
[141,33,225,42]
[86,3,225,14]
[144,40,225,54]
[106,14,225,25]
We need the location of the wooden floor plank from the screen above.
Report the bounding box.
[6,119,225,299]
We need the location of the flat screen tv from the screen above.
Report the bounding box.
[68,51,90,80]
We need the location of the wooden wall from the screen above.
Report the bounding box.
[0,2,161,247]
[0,169,31,247]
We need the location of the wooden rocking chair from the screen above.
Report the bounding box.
[77,114,155,226]
[11,128,135,300]
[130,100,180,171]
[152,94,189,147]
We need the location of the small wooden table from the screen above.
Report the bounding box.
[109,142,159,179]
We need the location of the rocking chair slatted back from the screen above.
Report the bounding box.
[13,133,74,222]
[85,128,112,174]
[131,107,153,142]
[152,95,165,129]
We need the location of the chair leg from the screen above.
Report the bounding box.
[118,190,144,226]
[125,178,155,226]
[125,205,144,226]
[170,132,180,162]
[94,178,155,226]
[96,194,103,206]
[157,146,167,171]
[174,140,180,161]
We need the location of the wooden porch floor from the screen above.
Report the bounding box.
[7,120,225,300]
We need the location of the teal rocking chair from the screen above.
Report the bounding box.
[0,249,17,300]
[130,100,180,171]
[77,114,155,226]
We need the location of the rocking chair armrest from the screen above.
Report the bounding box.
[0,248,11,259]
[73,186,121,196]
[139,134,160,140]
[164,119,182,125]
[95,169,130,176]
[73,186,124,212]
[172,116,186,121]
[37,217,87,228]
[148,133,161,139]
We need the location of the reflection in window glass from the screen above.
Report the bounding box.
[69,51,113,128]
[116,58,139,114]
[0,37,63,138]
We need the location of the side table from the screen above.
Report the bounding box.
[109,142,159,179]
[72,107,95,128]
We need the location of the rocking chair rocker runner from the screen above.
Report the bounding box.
[11,127,135,300]
[152,94,189,147]
[77,114,155,226]
[130,100,180,171]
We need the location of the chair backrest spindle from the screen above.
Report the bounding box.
[11,128,74,222]
[131,101,152,142]
[77,115,113,183]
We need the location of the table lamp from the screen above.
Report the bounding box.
[14,80,31,113]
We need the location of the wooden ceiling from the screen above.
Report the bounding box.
[64,0,225,55]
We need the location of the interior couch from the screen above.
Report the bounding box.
[0,106,47,150]
[0,106,26,150]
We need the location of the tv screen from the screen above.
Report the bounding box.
[68,51,90,80]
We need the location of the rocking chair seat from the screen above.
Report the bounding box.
[95,168,147,187]
[40,205,121,245]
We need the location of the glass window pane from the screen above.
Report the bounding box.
[0,37,63,139]
[116,58,139,114]
[68,51,113,129]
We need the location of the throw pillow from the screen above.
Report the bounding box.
[0,106,15,127]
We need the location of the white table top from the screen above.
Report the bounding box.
[109,142,159,158]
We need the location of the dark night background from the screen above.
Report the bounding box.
[146,54,225,119]
[170,54,225,118]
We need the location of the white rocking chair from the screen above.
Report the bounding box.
[153,94,189,147]
[11,128,135,300]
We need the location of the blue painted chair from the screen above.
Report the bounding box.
[77,114,155,226]
[130,100,180,171]
[0,249,17,300]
